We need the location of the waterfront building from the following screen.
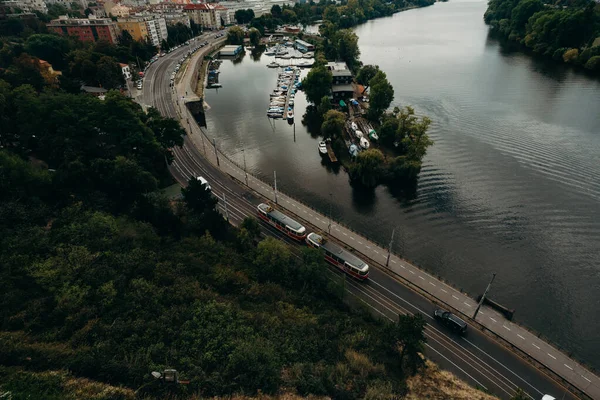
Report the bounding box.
[220,45,243,57]
[326,61,354,100]
[294,39,314,53]
[47,16,119,44]
[183,3,226,30]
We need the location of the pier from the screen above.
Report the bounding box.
[326,141,338,162]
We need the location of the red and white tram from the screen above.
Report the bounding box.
[306,232,369,280]
[257,203,307,241]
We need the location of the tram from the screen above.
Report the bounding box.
[257,203,307,241]
[306,232,369,280]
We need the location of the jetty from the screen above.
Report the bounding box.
[326,141,338,162]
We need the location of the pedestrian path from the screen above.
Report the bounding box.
[173,50,600,400]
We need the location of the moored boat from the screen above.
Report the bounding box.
[318,141,328,155]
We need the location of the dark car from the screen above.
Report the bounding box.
[433,309,467,335]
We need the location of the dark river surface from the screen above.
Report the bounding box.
[204,0,600,369]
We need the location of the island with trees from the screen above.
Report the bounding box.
[484,0,600,73]
[299,17,433,193]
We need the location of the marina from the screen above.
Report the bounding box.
[266,66,301,120]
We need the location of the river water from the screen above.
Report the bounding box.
[204,0,600,369]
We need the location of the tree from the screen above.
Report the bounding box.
[335,29,360,70]
[118,30,133,47]
[234,9,255,24]
[270,4,282,19]
[367,71,394,121]
[144,107,185,149]
[95,56,123,89]
[282,9,297,23]
[227,26,245,45]
[182,176,218,214]
[254,236,292,283]
[316,95,331,116]
[394,313,427,375]
[356,64,379,92]
[248,28,261,47]
[302,66,332,104]
[24,34,70,71]
[349,148,385,188]
[321,110,345,138]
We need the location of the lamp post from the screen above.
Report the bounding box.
[386,227,395,267]
[328,192,333,234]
[242,148,248,186]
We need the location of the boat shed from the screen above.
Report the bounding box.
[219,45,243,57]
[295,39,315,53]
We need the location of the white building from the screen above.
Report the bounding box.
[119,63,131,80]
[45,0,86,11]
[145,17,168,47]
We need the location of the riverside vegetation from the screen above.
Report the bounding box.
[0,18,505,399]
[484,0,600,73]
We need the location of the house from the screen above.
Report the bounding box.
[326,61,354,101]
[119,63,131,80]
[81,85,108,99]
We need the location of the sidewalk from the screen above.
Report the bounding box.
[173,49,600,400]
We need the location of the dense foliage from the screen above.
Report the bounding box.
[0,40,432,398]
[484,0,600,72]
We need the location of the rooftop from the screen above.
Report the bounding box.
[332,83,354,93]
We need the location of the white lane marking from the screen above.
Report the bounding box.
[429,282,436,287]
[342,232,348,236]
[409,270,415,274]
[374,250,379,254]
[547,353,556,360]
[564,364,573,370]
[366,245,371,249]
[582,376,591,383]
[350,236,355,240]
[452,295,459,300]
[391,260,397,264]
[335,228,340,232]
[440,288,447,293]
[503,325,511,331]
[400,265,406,269]
[517,334,525,340]
[532,344,541,350]
[464,302,472,307]
[308,213,313,217]
[358,241,363,244]
[479,311,484,315]
[489,317,497,323]
[418,276,425,280]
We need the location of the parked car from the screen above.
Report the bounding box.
[433,309,467,335]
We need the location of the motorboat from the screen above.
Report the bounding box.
[287,110,294,120]
[288,99,294,106]
[318,141,328,155]
[349,144,359,157]
[267,61,279,68]
[360,137,370,149]
[369,129,379,141]
[351,122,358,131]
[355,130,363,139]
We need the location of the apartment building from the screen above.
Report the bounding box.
[47,16,119,44]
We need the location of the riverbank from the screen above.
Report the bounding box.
[484,0,600,74]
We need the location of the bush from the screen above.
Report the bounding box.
[584,56,600,71]
[562,48,579,63]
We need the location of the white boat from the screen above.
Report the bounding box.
[351,122,358,131]
[355,130,363,139]
[287,110,294,120]
[360,137,370,149]
[267,61,279,68]
[288,99,294,106]
[318,141,328,155]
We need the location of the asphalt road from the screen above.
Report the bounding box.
[140,36,584,400]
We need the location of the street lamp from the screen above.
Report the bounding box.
[242,149,248,186]
[328,193,333,234]
[473,273,496,319]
